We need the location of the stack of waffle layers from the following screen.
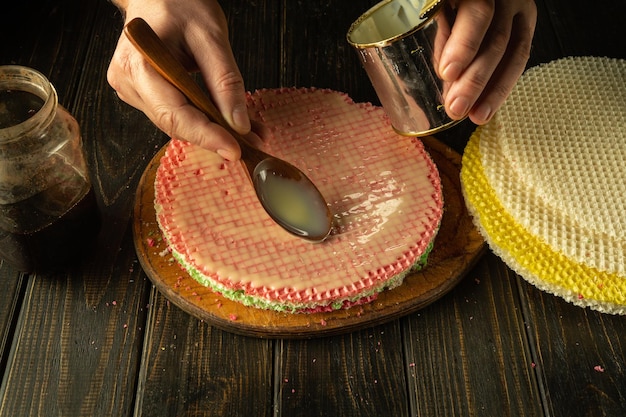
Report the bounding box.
[461,56,626,314]
[154,88,444,313]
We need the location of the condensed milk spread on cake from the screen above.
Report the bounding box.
[154,88,443,312]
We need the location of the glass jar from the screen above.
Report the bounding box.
[0,65,101,272]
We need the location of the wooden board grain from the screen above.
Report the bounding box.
[132,136,485,338]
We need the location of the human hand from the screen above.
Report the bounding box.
[438,0,537,125]
[107,0,248,161]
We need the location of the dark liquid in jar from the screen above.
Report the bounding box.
[0,186,101,272]
[0,89,44,128]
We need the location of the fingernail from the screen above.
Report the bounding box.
[217,149,235,161]
[441,62,462,81]
[449,96,470,119]
[232,105,251,133]
[473,104,492,124]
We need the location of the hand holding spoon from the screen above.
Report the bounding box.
[124,18,332,242]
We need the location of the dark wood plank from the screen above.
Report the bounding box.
[520,283,626,417]
[540,0,626,60]
[275,323,410,417]
[0,265,27,375]
[80,11,170,268]
[403,253,544,416]
[135,289,274,417]
[1,0,93,90]
[0,243,149,416]
[281,0,378,104]
[0,1,155,415]
[227,0,282,90]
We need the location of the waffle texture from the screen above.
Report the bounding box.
[154,88,443,313]
[461,57,626,314]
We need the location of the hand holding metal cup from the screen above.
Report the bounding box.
[347,0,462,136]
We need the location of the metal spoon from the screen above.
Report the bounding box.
[124,18,332,242]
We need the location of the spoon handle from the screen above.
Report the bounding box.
[123,17,264,167]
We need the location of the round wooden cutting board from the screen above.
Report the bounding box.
[133,136,485,338]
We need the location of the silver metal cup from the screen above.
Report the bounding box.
[347,0,462,136]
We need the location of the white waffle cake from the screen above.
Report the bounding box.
[461,57,626,314]
[154,88,444,313]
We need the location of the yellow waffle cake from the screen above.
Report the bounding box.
[461,57,626,314]
[154,88,444,313]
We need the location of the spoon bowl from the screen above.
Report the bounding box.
[253,158,332,240]
[124,18,332,242]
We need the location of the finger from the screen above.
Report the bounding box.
[469,10,536,124]
[445,9,513,120]
[186,12,250,136]
[438,0,495,82]
[242,123,265,149]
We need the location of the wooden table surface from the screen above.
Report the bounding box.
[1,0,625,416]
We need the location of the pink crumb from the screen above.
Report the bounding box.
[594,365,605,373]
[229,314,238,321]
[146,238,156,247]
[320,319,327,326]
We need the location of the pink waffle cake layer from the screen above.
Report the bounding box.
[154,88,443,313]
